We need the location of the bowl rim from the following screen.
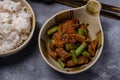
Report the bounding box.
[0,0,36,57]
[38,4,104,74]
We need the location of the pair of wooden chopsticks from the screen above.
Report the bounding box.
[55,0,120,20]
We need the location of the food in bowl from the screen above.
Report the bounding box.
[0,0,32,53]
[47,18,101,68]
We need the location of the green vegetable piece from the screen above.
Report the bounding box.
[47,26,58,35]
[66,44,72,50]
[65,44,78,51]
[57,59,65,68]
[50,39,55,44]
[75,43,87,56]
[82,51,90,57]
[70,50,77,63]
[87,1,99,14]
[78,28,84,36]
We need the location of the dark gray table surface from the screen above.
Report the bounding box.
[0,0,120,80]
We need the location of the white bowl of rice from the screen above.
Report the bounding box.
[0,0,35,57]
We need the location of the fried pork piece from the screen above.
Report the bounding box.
[52,33,89,48]
[66,56,89,67]
[77,56,89,65]
[49,51,58,60]
[49,44,56,51]
[54,40,64,48]
[68,33,89,43]
[59,18,79,35]
[56,48,71,62]
[66,60,75,67]
[88,40,98,57]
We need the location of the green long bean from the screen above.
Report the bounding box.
[75,43,87,56]
[50,39,55,44]
[70,50,77,63]
[57,59,65,68]
[78,28,84,36]
[47,26,58,35]
[65,44,78,51]
[82,51,90,57]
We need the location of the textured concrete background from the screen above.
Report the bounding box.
[0,0,120,80]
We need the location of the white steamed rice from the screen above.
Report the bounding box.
[0,0,32,53]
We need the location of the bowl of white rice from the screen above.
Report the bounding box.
[0,0,35,57]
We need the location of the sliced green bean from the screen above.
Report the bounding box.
[75,43,87,56]
[82,51,90,57]
[65,44,78,51]
[47,26,58,35]
[57,59,65,68]
[70,50,77,63]
[78,28,84,36]
[66,44,72,50]
[50,39,55,44]
[87,1,99,14]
